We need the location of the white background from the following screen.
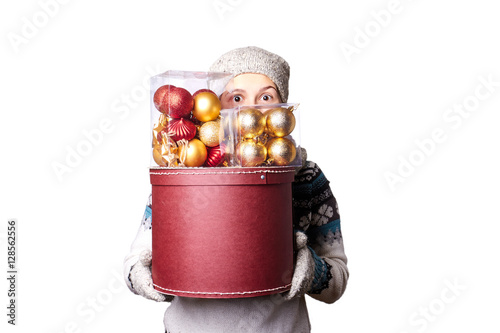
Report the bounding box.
[1,0,499,332]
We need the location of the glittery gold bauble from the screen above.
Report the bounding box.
[265,108,296,137]
[236,139,267,167]
[236,108,266,139]
[178,138,207,167]
[199,120,221,147]
[266,137,296,166]
[193,92,221,122]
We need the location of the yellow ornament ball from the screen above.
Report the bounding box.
[178,138,207,167]
[236,108,266,139]
[265,108,296,137]
[193,92,221,122]
[199,120,221,147]
[236,139,267,167]
[266,137,297,166]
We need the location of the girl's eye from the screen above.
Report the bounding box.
[261,94,273,102]
[233,95,242,102]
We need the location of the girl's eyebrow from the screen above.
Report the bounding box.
[221,89,245,100]
[258,86,278,93]
[227,88,246,94]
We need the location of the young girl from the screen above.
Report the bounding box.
[124,46,349,333]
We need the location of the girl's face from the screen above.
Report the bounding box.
[220,73,282,109]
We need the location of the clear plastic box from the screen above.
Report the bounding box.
[150,70,232,167]
[220,103,302,167]
[150,70,301,168]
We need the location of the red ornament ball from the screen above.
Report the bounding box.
[153,85,194,118]
[161,118,197,142]
[204,144,226,167]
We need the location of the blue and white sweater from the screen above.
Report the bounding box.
[124,160,348,332]
[292,161,348,303]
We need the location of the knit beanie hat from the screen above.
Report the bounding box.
[209,46,290,102]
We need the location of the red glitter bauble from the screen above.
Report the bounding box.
[193,88,216,98]
[204,144,226,167]
[153,85,194,118]
[163,118,197,142]
[153,84,173,112]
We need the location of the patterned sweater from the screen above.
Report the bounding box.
[292,161,349,303]
[124,160,348,332]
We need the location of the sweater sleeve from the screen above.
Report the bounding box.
[123,194,153,293]
[292,161,349,304]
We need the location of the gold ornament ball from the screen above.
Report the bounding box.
[236,140,267,167]
[193,92,221,122]
[266,108,296,137]
[236,108,266,139]
[266,137,297,166]
[199,120,221,147]
[178,138,207,167]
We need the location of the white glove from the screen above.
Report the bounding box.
[129,249,172,302]
[282,231,315,300]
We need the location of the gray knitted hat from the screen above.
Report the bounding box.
[209,46,290,102]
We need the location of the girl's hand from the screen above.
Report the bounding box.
[129,249,172,302]
[282,231,315,300]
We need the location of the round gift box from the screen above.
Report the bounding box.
[150,166,295,299]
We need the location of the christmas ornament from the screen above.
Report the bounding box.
[153,84,173,112]
[165,118,197,142]
[236,108,266,139]
[265,107,295,137]
[152,123,165,147]
[188,112,203,126]
[152,114,169,146]
[158,113,169,126]
[236,139,267,167]
[153,146,166,166]
[193,88,216,98]
[204,144,226,167]
[266,137,296,166]
[153,136,177,167]
[154,85,194,118]
[193,91,221,122]
[199,120,221,147]
[178,138,207,167]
